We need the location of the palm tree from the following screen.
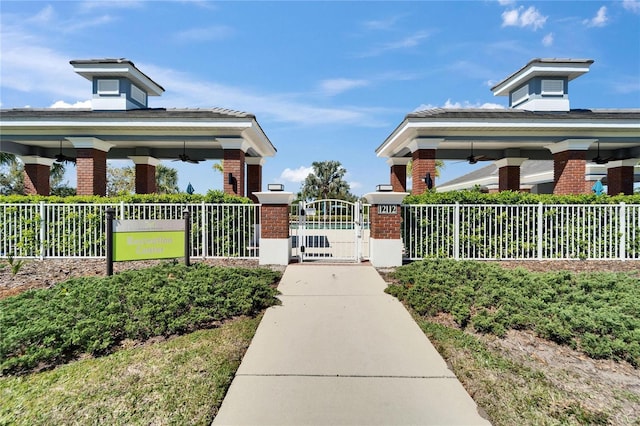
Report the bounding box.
[155,164,179,194]
[300,160,356,202]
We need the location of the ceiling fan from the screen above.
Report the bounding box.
[173,141,202,164]
[592,141,614,165]
[54,140,76,164]
[465,141,494,164]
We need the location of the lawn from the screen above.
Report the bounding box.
[0,262,281,424]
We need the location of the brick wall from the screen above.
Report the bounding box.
[135,164,156,194]
[23,164,50,195]
[247,163,262,203]
[370,207,402,240]
[223,150,245,197]
[498,165,521,191]
[607,166,634,195]
[260,204,289,238]
[76,148,107,196]
[390,165,407,192]
[411,149,436,194]
[553,150,587,194]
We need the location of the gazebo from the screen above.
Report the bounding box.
[376,59,640,196]
[0,59,276,201]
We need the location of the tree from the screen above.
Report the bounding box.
[106,164,179,196]
[0,158,24,195]
[299,160,357,202]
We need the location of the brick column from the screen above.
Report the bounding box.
[223,149,246,197]
[21,156,55,195]
[363,191,408,267]
[246,157,264,203]
[129,156,160,194]
[408,139,441,195]
[254,191,295,265]
[494,158,526,192]
[606,159,637,195]
[545,139,595,195]
[68,138,113,196]
[387,157,410,192]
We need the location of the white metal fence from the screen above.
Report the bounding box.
[402,203,640,260]
[0,202,260,259]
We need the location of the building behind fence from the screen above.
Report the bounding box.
[1,202,639,261]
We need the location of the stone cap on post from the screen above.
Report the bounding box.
[253,191,295,205]
[364,191,409,205]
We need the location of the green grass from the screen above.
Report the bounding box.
[415,318,611,425]
[0,316,260,425]
[387,259,640,366]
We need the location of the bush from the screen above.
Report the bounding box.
[387,259,640,366]
[403,190,640,205]
[0,263,280,375]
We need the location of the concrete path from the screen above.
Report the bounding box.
[213,264,491,426]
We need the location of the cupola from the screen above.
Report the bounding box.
[70,58,165,111]
[491,58,593,112]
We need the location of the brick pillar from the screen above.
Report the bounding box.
[411,149,436,195]
[21,156,54,195]
[364,191,408,267]
[387,157,410,192]
[76,149,107,196]
[606,160,637,195]
[408,139,441,195]
[129,156,160,194]
[246,158,264,203]
[546,139,594,195]
[136,164,156,194]
[223,149,245,197]
[495,158,526,192]
[552,150,587,194]
[68,138,113,196]
[254,191,295,265]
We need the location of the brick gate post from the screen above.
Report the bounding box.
[364,190,408,267]
[253,189,295,265]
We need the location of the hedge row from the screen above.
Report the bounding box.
[0,263,280,375]
[404,190,640,205]
[387,259,640,367]
[0,190,251,205]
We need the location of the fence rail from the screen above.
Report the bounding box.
[402,203,640,260]
[0,202,260,259]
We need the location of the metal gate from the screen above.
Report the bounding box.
[292,199,369,263]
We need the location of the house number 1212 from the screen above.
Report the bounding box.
[377,205,398,215]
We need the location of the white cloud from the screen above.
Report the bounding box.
[414,99,505,111]
[319,78,369,96]
[50,100,92,108]
[583,6,609,27]
[174,26,234,43]
[360,30,431,57]
[542,32,554,46]
[349,181,363,190]
[362,16,402,31]
[497,0,515,5]
[279,166,313,183]
[501,6,547,30]
[29,5,55,24]
[623,0,640,13]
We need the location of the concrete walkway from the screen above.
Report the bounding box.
[213,264,491,426]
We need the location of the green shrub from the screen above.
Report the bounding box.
[0,263,280,375]
[403,190,640,205]
[387,259,640,366]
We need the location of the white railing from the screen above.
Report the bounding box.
[0,202,260,259]
[402,203,640,260]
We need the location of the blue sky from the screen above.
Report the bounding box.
[1,0,639,196]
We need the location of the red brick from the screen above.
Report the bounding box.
[223,150,245,197]
[553,150,588,194]
[412,149,436,195]
[23,164,50,195]
[607,166,634,195]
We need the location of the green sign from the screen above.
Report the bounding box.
[112,220,185,261]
